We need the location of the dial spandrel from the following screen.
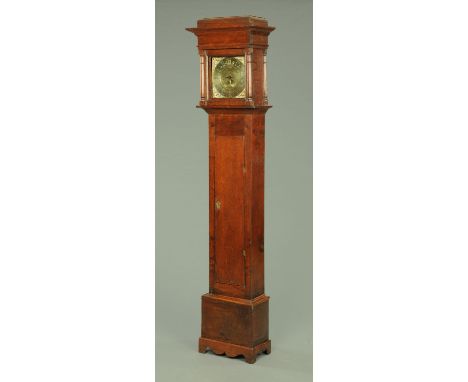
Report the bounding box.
[212,56,246,98]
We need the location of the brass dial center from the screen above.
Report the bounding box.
[212,57,246,98]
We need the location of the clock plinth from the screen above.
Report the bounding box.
[187,16,274,364]
[199,339,271,365]
[199,294,270,364]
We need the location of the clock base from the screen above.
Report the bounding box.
[200,293,270,363]
[199,337,271,364]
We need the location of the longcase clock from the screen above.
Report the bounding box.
[187,16,275,364]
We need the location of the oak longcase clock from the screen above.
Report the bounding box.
[187,16,275,364]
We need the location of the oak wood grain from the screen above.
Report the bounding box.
[188,16,274,364]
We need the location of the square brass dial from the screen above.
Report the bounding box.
[211,56,246,99]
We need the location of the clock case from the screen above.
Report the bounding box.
[187,16,274,364]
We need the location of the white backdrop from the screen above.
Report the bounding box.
[314,1,468,381]
[0,1,155,381]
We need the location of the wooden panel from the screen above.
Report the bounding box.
[201,293,269,347]
[251,115,265,296]
[252,297,269,345]
[214,114,245,136]
[196,30,249,49]
[214,135,245,287]
[201,294,251,346]
[252,48,265,103]
[208,115,216,292]
[196,16,269,29]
